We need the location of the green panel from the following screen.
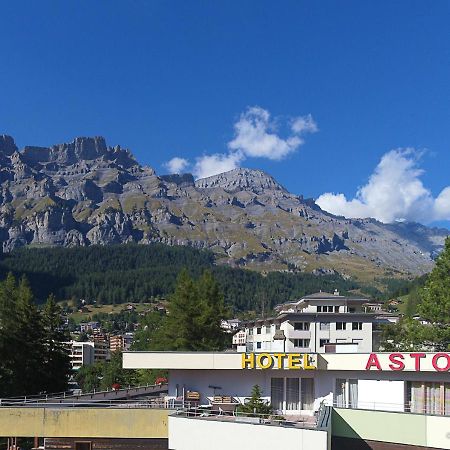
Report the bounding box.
[331,408,427,447]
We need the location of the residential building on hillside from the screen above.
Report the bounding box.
[68,341,95,369]
[110,333,134,353]
[236,291,398,354]
[68,340,110,369]
[221,319,241,332]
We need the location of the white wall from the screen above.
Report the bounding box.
[168,416,328,450]
[168,368,449,414]
[357,379,404,411]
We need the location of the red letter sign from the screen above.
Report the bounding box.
[388,353,405,371]
[366,353,382,370]
[432,353,450,372]
[409,353,426,371]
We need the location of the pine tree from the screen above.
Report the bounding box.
[156,269,201,350]
[42,294,71,393]
[153,269,228,351]
[417,237,450,350]
[418,237,450,324]
[237,385,272,417]
[197,270,229,351]
[0,273,20,396]
[14,276,46,395]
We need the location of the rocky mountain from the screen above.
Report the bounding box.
[0,135,448,279]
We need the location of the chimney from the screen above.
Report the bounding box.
[334,289,339,296]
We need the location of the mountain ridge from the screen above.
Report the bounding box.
[0,134,448,279]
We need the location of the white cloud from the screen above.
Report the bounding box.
[167,106,317,179]
[291,114,319,134]
[316,149,450,223]
[193,151,244,179]
[164,157,190,174]
[228,106,317,160]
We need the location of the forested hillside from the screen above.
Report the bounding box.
[0,243,362,312]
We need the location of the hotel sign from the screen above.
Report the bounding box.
[365,352,450,372]
[242,353,316,370]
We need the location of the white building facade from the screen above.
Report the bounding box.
[124,351,450,417]
[239,291,397,353]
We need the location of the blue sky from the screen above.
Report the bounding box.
[1,1,449,226]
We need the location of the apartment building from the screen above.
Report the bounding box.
[68,340,110,369]
[68,341,95,369]
[239,291,397,354]
[110,333,134,353]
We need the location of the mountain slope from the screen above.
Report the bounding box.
[0,134,447,279]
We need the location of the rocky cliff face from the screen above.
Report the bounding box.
[0,134,447,278]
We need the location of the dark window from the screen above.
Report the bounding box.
[294,322,310,331]
[256,327,261,334]
[352,322,363,330]
[334,306,340,312]
[317,306,322,312]
[293,338,310,348]
[256,342,262,349]
[320,339,330,347]
[336,322,346,330]
[75,443,92,450]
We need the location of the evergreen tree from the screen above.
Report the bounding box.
[418,237,450,324]
[156,269,201,350]
[42,294,71,393]
[237,385,272,416]
[0,274,72,397]
[13,276,46,395]
[153,270,228,351]
[197,270,229,351]
[417,237,450,350]
[0,273,20,396]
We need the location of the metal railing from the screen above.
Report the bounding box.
[0,397,171,409]
[170,406,320,429]
[333,400,450,417]
[0,383,167,406]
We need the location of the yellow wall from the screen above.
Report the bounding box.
[0,408,170,438]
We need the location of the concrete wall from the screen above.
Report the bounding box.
[168,416,328,450]
[332,408,450,449]
[0,408,170,438]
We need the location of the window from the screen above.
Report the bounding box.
[256,342,262,349]
[275,323,281,330]
[336,322,346,330]
[271,378,315,412]
[320,339,330,347]
[317,306,322,312]
[271,378,284,411]
[248,328,253,335]
[320,322,330,330]
[407,381,450,415]
[286,378,300,410]
[292,338,310,348]
[256,327,262,334]
[294,322,310,331]
[349,307,355,313]
[352,322,363,330]
[334,306,340,312]
[75,443,92,450]
[335,379,358,408]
